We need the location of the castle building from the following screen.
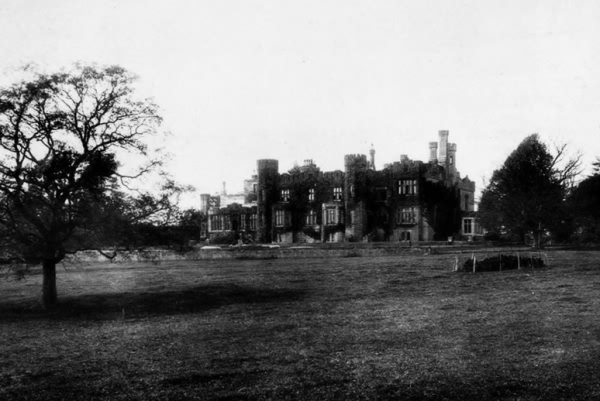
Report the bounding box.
[201,131,482,243]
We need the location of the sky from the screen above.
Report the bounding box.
[1,0,599,208]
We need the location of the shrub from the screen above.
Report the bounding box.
[210,231,237,245]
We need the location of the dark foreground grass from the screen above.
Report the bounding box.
[1,251,600,400]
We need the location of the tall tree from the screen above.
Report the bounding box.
[0,65,179,308]
[593,157,600,175]
[479,134,580,246]
[568,164,600,242]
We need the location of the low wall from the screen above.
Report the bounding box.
[63,242,523,263]
[63,245,427,263]
[195,246,427,260]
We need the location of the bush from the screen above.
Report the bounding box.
[210,231,237,245]
[483,232,503,242]
[302,226,320,241]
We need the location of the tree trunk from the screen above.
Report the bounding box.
[42,259,58,309]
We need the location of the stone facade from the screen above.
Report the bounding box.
[203,131,480,244]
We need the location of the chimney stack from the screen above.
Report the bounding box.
[438,130,449,163]
[429,142,438,162]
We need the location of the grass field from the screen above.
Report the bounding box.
[1,250,600,400]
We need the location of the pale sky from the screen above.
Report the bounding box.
[2,0,599,208]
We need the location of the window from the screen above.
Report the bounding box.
[210,215,222,231]
[398,180,418,195]
[333,187,343,201]
[275,210,285,226]
[275,210,290,227]
[397,207,416,224]
[249,214,257,230]
[240,214,246,230]
[401,231,411,241]
[281,189,290,202]
[464,194,470,211]
[463,218,473,234]
[308,188,315,201]
[306,209,317,225]
[325,208,337,225]
[223,215,231,231]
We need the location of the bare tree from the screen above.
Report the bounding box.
[0,65,181,308]
[549,142,583,192]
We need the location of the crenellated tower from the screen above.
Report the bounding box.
[200,194,211,215]
[447,143,457,182]
[256,159,279,243]
[436,130,458,184]
[344,154,369,241]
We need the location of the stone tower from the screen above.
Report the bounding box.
[200,194,211,215]
[447,143,457,182]
[436,130,458,183]
[344,154,369,241]
[256,159,279,243]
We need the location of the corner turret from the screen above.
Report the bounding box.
[256,159,279,243]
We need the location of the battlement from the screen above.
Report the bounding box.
[323,170,345,181]
[344,154,367,163]
[280,173,292,183]
[257,159,279,171]
[344,154,368,172]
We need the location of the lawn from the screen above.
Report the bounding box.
[1,250,600,400]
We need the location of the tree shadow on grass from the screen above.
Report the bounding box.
[0,284,307,321]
